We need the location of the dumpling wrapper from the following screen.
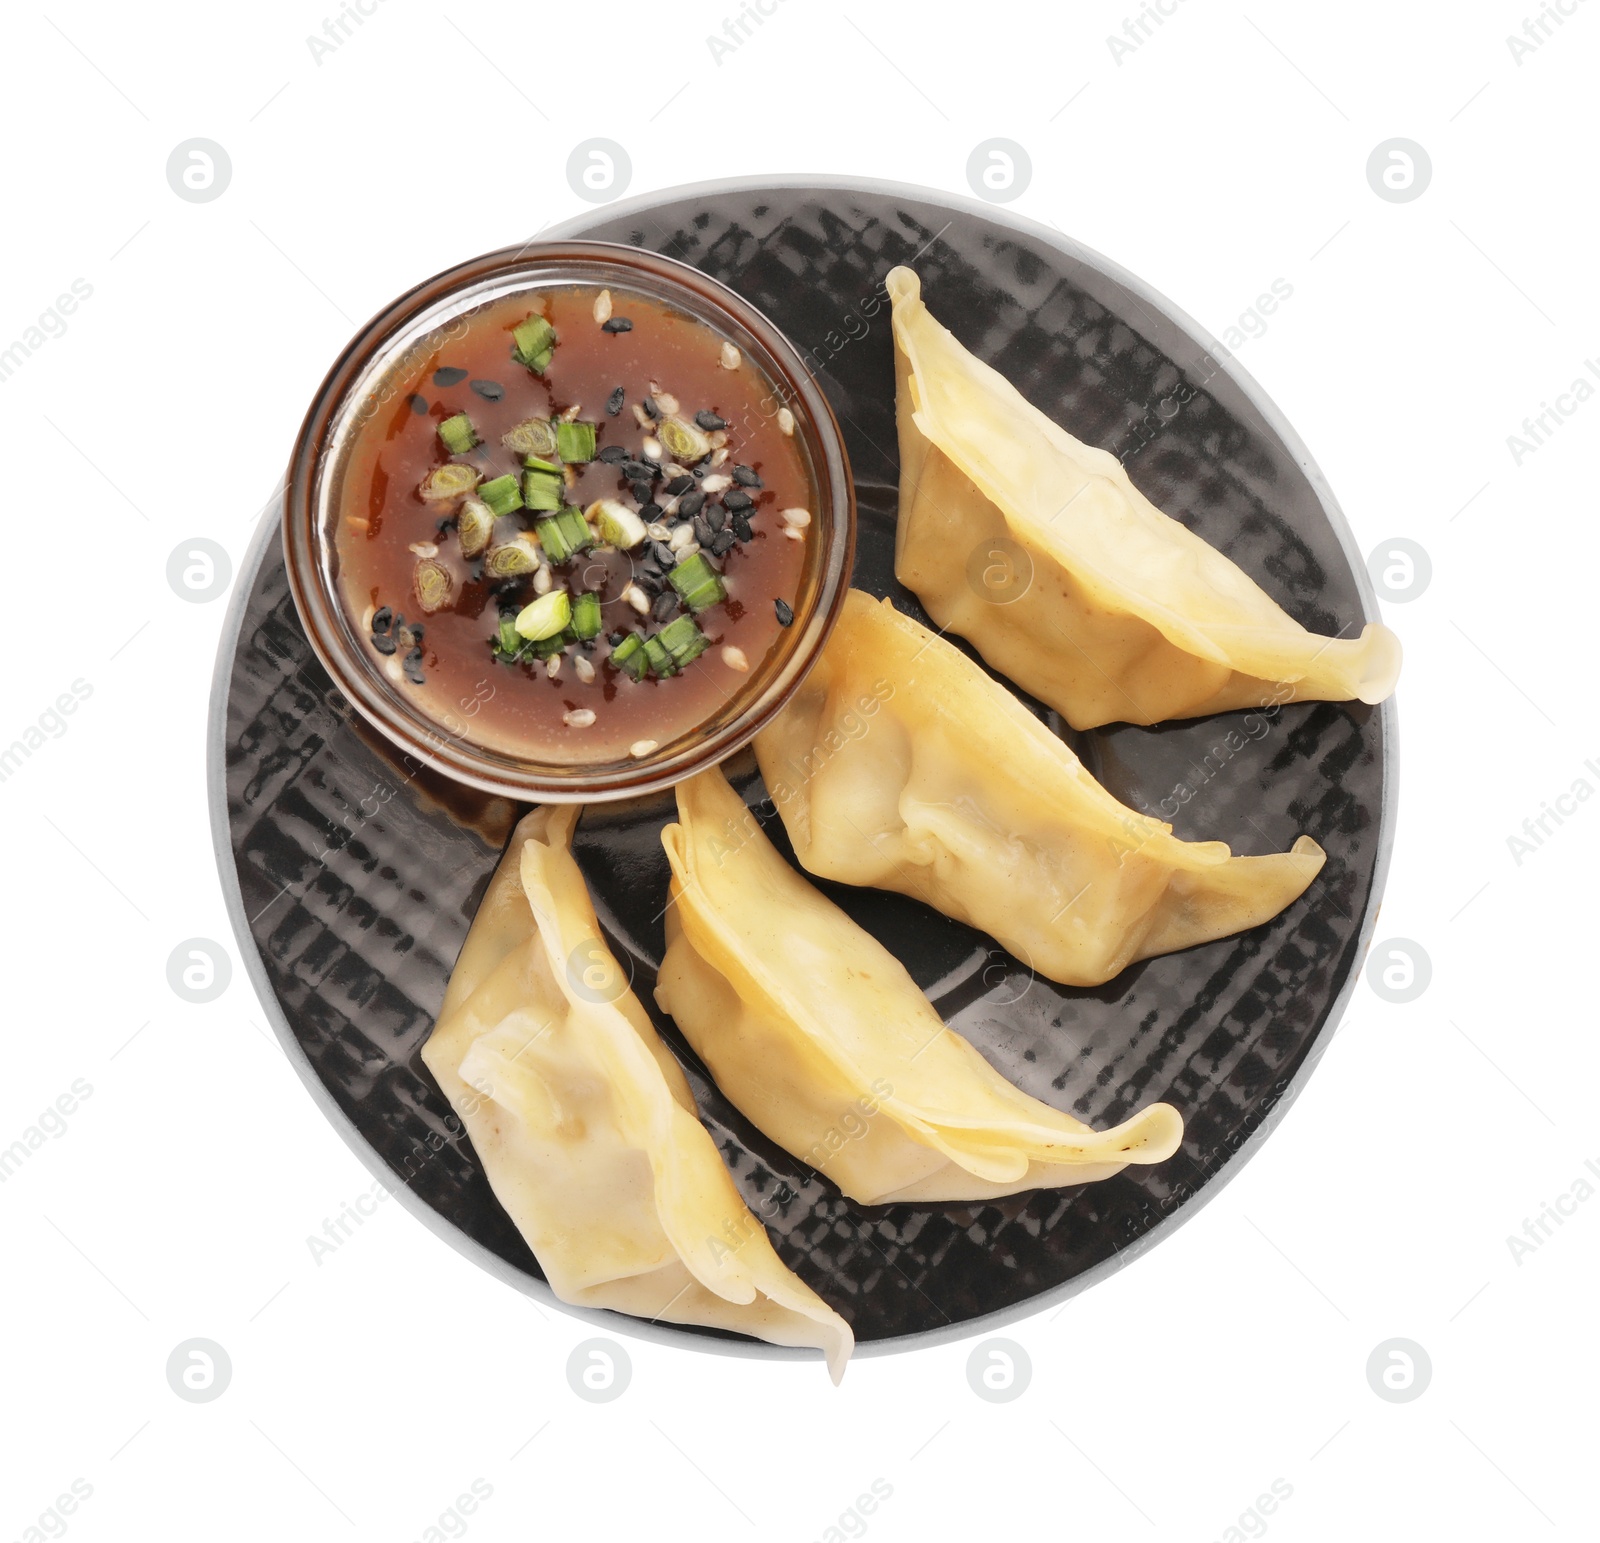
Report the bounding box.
[754,590,1327,988]
[887,265,1401,730]
[421,803,852,1382]
[655,767,1184,1205]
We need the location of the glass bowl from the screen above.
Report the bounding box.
[282,239,855,803]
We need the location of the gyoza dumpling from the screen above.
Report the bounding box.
[422,803,852,1381]
[887,266,1401,730]
[655,767,1183,1205]
[755,590,1327,988]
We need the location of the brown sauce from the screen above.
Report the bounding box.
[335,285,812,765]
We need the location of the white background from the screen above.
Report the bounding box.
[3,1,1596,1539]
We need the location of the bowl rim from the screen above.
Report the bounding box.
[212,173,1397,1368]
[281,237,857,804]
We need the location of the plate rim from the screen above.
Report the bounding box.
[209,174,1398,1366]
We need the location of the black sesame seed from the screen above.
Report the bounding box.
[775,599,794,627]
[404,662,426,685]
[405,645,424,665]
[601,317,633,333]
[695,410,726,431]
[392,614,408,632]
[433,367,468,387]
[622,460,655,481]
[407,394,428,415]
[639,502,663,522]
[710,530,736,557]
[652,590,678,621]
[636,570,666,596]
[692,515,714,546]
[677,490,705,518]
[597,444,628,464]
[607,386,625,415]
[665,475,695,496]
[608,631,626,646]
[372,607,393,633]
[409,624,425,643]
[733,514,754,542]
[640,396,661,420]
[630,480,653,503]
[706,505,726,533]
[372,632,397,655]
[732,464,761,487]
[469,379,504,400]
[722,489,753,512]
[649,541,677,567]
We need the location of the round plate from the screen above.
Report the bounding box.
[210,177,1394,1362]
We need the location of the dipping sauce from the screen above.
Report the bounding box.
[335,285,813,765]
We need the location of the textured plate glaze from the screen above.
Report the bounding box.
[211,178,1393,1362]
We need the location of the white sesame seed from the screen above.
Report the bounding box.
[546,654,562,679]
[708,429,728,449]
[778,507,812,528]
[720,341,741,370]
[407,541,439,559]
[564,708,597,728]
[384,656,405,684]
[645,522,672,541]
[700,473,732,493]
[641,435,663,461]
[721,645,749,672]
[632,403,654,428]
[623,582,650,614]
[777,407,795,436]
[783,526,805,541]
[533,565,553,595]
[361,604,376,632]
[711,447,730,466]
[654,389,680,415]
[676,541,701,559]
[573,654,595,684]
[669,524,696,551]
[629,739,659,759]
[561,402,583,422]
[593,289,612,325]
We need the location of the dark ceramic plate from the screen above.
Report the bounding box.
[210,178,1394,1363]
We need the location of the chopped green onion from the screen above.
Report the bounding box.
[641,634,677,678]
[528,629,571,659]
[658,415,712,463]
[668,552,728,614]
[502,417,560,458]
[514,589,571,642]
[456,496,494,558]
[556,420,597,462]
[512,315,556,370]
[496,614,522,655]
[522,466,564,512]
[419,463,481,501]
[587,498,646,549]
[610,631,648,681]
[413,558,453,614]
[485,540,540,578]
[535,506,593,564]
[438,414,479,454]
[658,614,710,666]
[523,455,561,473]
[478,474,523,517]
[570,591,602,640]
